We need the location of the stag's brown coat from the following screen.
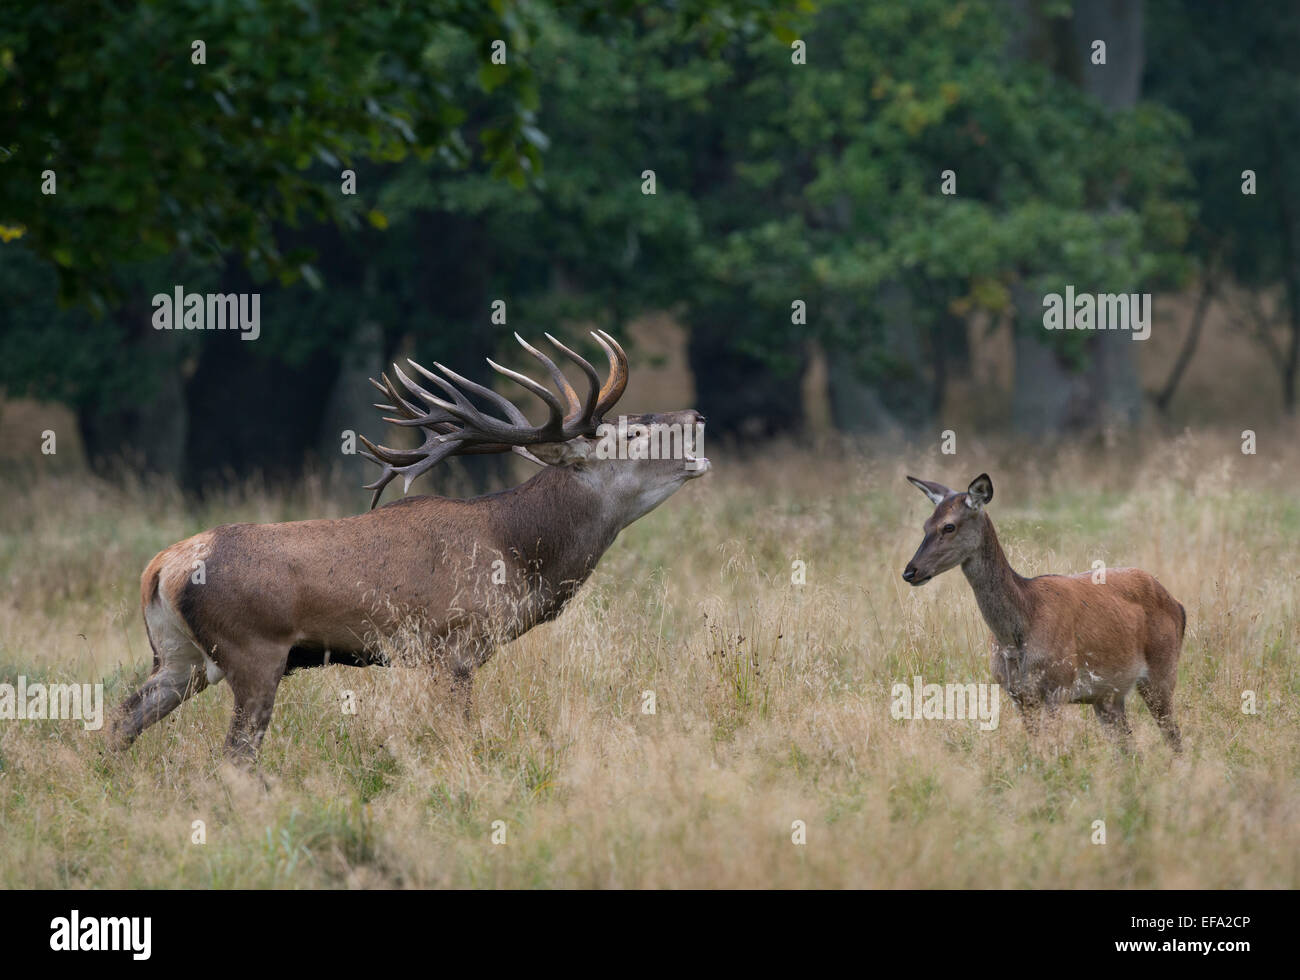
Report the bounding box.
[110,332,709,760]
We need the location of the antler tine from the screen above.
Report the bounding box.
[431,361,530,427]
[401,360,536,443]
[360,428,467,504]
[360,429,457,466]
[393,362,473,420]
[362,335,630,508]
[590,329,629,419]
[369,372,434,424]
[370,374,406,415]
[364,481,391,511]
[389,363,500,436]
[545,332,601,431]
[485,356,566,434]
[393,440,463,494]
[359,436,410,510]
[513,332,583,421]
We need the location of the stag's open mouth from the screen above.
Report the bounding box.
[682,418,709,476]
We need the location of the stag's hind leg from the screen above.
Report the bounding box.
[108,598,214,749]
[109,655,210,749]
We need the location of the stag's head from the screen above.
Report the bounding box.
[901,473,993,585]
[360,331,709,520]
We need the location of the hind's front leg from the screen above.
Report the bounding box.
[1092,694,1133,751]
[991,643,1046,737]
[990,643,1027,702]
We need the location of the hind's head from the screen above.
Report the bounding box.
[901,473,993,586]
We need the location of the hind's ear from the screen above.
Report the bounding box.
[966,473,993,508]
[907,476,951,506]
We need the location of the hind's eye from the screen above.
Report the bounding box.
[942,523,956,534]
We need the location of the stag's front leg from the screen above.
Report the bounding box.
[443,636,497,722]
[449,665,475,721]
[222,641,289,765]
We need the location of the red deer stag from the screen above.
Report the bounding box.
[901,474,1184,749]
[109,331,709,761]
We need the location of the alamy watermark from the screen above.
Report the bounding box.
[593,417,707,470]
[1042,286,1151,341]
[890,675,1001,731]
[0,676,104,730]
[151,285,261,340]
[50,910,150,960]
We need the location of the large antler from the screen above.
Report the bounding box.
[359,330,629,509]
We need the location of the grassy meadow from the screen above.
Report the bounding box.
[0,426,1297,888]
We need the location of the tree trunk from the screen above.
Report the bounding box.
[1155,277,1214,414]
[1074,0,1146,429]
[77,298,187,476]
[825,281,931,435]
[1010,286,1089,437]
[1005,0,1147,437]
[316,319,385,495]
[687,320,806,440]
[1277,175,1300,415]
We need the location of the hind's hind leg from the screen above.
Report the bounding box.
[1140,603,1184,752]
[1137,677,1182,752]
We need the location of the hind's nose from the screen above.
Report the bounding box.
[902,566,917,582]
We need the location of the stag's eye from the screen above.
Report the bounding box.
[942,523,956,534]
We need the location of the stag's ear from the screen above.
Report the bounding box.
[907,476,951,506]
[530,438,593,467]
[966,473,993,509]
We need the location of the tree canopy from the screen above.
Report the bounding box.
[2,0,1292,488]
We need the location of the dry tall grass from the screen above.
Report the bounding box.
[0,429,1297,887]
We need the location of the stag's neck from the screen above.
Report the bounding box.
[960,515,1031,648]
[489,465,621,576]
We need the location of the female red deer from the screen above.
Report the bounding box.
[109,332,709,761]
[902,473,1184,749]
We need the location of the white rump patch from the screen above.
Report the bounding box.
[144,594,223,686]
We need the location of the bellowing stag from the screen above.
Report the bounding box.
[110,331,709,761]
